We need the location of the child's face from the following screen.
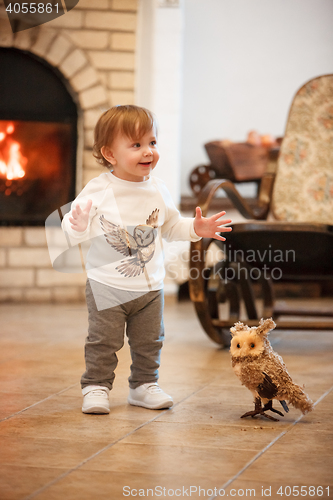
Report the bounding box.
[102,127,159,182]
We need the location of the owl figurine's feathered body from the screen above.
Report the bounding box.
[230,318,313,421]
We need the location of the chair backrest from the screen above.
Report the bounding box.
[272,74,333,224]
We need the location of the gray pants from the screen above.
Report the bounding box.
[81,279,165,390]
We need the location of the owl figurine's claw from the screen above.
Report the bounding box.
[240,397,281,422]
[263,400,284,417]
[240,410,279,422]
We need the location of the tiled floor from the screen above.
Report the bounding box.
[0,298,332,500]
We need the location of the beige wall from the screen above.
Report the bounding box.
[180,0,333,196]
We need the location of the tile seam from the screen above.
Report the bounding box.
[23,384,209,499]
[0,383,79,424]
[208,384,333,499]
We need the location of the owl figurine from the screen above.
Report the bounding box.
[230,318,313,421]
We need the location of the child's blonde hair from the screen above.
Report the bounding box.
[93,105,157,167]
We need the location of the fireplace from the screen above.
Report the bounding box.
[0,47,77,226]
[0,2,137,303]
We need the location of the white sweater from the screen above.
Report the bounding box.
[61,172,201,292]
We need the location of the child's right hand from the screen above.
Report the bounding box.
[69,199,92,232]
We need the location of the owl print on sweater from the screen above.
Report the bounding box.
[100,209,159,278]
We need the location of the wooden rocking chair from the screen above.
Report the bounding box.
[189,74,333,346]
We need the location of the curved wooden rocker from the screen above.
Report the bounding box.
[189,75,333,346]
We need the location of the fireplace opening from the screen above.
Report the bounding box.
[0,47,78,226]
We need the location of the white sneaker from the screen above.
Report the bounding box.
[128,383,173,410]
[82,385,110,414]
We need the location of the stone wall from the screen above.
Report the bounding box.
[0,0,138,302]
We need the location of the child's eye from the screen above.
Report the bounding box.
[133,143,140,148]
[150,141,156,146]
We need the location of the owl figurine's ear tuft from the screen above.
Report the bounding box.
[256,318,276,337]
[230,321,248,337]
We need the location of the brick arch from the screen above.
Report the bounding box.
[0,20,110,189]
[3,25,109,115]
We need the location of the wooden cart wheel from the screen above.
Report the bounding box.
[188,178,275,346]
[189,238,238,347]
[189,237,275,347]
[189,164,219,195]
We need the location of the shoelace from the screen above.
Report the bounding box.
[146,384,162,394]
[87,389,108,397]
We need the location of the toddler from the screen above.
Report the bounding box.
[62,105,232,414]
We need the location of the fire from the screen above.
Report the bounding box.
[0,123,27,180]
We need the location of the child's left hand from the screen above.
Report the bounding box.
[193,207,232,241]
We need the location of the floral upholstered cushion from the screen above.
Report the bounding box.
[272,75,333,224]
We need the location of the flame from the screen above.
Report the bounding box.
[0,123,27,180]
